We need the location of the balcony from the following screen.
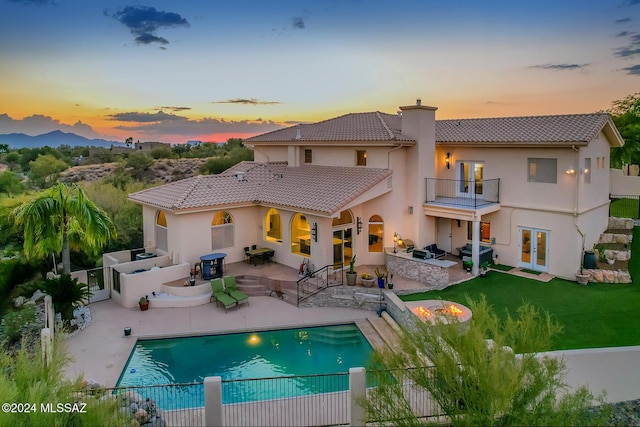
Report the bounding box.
[425,178,500,209]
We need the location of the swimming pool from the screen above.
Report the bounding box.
[117,323,374,408]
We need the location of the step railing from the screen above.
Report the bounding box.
[297,264,344,306]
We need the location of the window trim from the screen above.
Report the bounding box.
[304,149,312,164]
[356,150,367,166]
[527,158,557,184]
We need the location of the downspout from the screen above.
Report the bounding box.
[386,144,405,169]
[572,145,585,272]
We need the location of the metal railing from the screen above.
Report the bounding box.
[425,178,500,209]
[75,367,446,426]
[296,263,344,306]
[610,194,640,219]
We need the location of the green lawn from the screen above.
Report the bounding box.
[401,226,640,351]
[610,197,639,219]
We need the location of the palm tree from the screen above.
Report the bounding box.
[12,182,117,274]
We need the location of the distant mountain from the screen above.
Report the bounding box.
[0,130,123,149]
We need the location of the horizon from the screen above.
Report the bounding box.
[1,0,639,145]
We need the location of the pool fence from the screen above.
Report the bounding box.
[79,366,444,426]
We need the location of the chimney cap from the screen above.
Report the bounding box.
[416,99,422,106]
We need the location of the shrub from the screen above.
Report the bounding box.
[37,274,89,321]
[1,306,35,345]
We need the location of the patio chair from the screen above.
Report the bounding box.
[210,278,236,312]
[223,276,249,306]
[243,247,251,264]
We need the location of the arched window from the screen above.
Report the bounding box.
[155,211,168,251]
[265,208,282,243]
[368,215,383,252]
[211,211,234,250]
[291,213,311,257]
[332,210,353,227]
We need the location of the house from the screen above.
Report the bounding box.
[134,141,171,152]
[126,100,623,282]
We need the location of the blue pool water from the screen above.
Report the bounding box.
[117,323,374,408]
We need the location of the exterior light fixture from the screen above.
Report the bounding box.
[311,222,318,242]
[565,167,576,175]
[445,152,451,169]
[393,232,399,253]
[356,217,363,234]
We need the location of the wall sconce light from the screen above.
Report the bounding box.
[581,168,589,174]
[445,152,451,169]
[565,167,576,175]
[356,217,363,234]
[393,232,400,253]
[311,222,318,242]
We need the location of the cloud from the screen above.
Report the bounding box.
[617,31,634,37]
[614,34,640,57]
[110,5,189,45]
[0,113,103,138]
[112,116,283,137]
[529,63,589,71]
[621,64,640,74]
[157,106,191,112]
[212,98,282,106]
[615,17,632,23]
[292,17,305,29]
[107,111,188,122]
[620,0,640,6]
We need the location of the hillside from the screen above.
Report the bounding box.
[59,157,212,184]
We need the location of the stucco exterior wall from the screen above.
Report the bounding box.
[611,168,640,195]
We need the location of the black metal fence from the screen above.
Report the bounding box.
[425,178,500,208]
[610,194,640,219]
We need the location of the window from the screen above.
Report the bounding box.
[356,150,367,166]
[467,221,491,244]
[304,149,312,164]
[211,211,234,250]
[291,213,311,257]
[155,211,167,251]
[332,210,353,227]
[528,158,557,183]
[368,215,383,252]
[584,158,591,184]
[265,208,282,242]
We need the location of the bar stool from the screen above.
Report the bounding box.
[190,263,201,279]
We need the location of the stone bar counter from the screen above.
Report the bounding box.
[385,248,457,290]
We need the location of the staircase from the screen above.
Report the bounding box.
[234,275,299,305]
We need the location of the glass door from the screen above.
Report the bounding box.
[458,161,484,197]
[519,227,549,272]
[332,228,353,268]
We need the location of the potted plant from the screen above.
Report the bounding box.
[463,259,473,273]
[480,261,490,277]
[345,256,357,286]
[375,266,387,288]
[361,273,375,287]
[576,256,589,285]
[139,296,149,311]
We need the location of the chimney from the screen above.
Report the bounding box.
[295,125,301,140]
[416,99,422,106]
[235,171,246,181]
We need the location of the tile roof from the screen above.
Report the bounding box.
[128,161,392,215]
[436,113,613,145]
[247,111,616,146]
[246,112,414,143]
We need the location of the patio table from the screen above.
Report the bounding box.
[247,248,274,266]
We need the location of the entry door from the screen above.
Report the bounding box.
[437,218,452,253]
[333,228,353,268]
[519,228,549,272]
[458,161,484,197]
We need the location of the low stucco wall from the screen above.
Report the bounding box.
[611,167,640,195]
[111,256,190,308]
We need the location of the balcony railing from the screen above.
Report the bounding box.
[425,178,500,209]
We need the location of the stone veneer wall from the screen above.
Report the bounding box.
[386,253,449,289]
[583,217,635,284]
[382,291,421,332]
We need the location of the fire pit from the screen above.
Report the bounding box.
[405,300,472,325]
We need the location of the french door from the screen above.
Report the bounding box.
[519,227,549,272]
[457,161,484,197]
[333,228,353,268]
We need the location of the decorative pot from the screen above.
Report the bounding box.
[139,303,149,311]
[361,278,375,288]
[576,273,589,285]
[346,272,357,286]
[607,258,615,265]
[377,278,385,288]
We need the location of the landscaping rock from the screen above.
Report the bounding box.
[602,271,615,283]
[13,296,25,307]
[618,271,632,284]
[30,289,46,303]
[592,270,604,282]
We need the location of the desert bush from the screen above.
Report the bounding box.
[37,274,88,321]
[0,306,36,346]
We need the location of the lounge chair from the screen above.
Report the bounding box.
[223,276,249,306]
[210,278,236,312]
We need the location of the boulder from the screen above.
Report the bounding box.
[592,270,604,282]
[23,300,36,307]
[30,289,46,303]
[602,270,615,283]
[618,272,632,284]
[14,296,25,308]
[629,164,639,176]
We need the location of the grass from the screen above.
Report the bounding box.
[519,268,541,275]
[610,197,639,219]
[490,264,515,272]
[401,226,640,351]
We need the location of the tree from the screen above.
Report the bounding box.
[28,154,69,188]
[362,297,609,426]
[608,92,640,168]
[12,183,117,274]
[0,171,24,196]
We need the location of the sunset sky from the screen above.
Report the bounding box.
[1,0,639,144]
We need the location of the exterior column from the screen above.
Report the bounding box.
[472,220,480,276]
[204,376,223,427]
[349,367,366,426]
